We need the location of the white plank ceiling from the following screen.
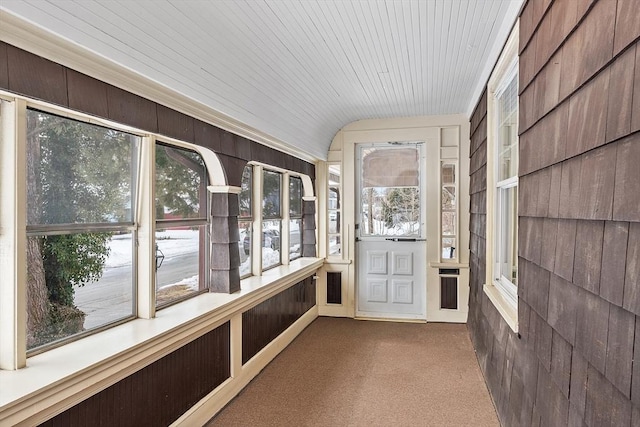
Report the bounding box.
[0,0,522,160]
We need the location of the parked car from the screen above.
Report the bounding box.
[243,229,280,255]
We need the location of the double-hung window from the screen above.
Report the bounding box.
[485,24,519,330]
[494,71,518,307]
[25,109,140,352]
[262,169,282,270]
[289,176,303,261]
[238,165,253,278]
[155,142,209,308]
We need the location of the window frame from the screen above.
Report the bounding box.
[484,23,519,332]
[23,107,142,355]
[261,168,283,271]
[288,175,303,261]
[326,163,342,258]
[154,141,211,309]
[238,165,254,279]
[440,160,459,262]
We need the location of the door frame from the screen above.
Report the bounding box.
[354,142,428,320]
[344,127,440,321]
[319,116,471,323]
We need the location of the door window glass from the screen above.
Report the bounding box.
[360,147,420,237]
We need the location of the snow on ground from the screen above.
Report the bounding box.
[158,274,199,291]
[105,229,199,268]
[262,247,281,268]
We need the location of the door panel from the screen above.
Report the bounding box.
[357,240,426,318]
[356,143,426,320]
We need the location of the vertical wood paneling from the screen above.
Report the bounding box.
[469,0,640,425]
[6,45,68,107]
[106,85,159,133]
[326,272,342,304]
[440,277,458,310]
[67,70,109,118]
[157,104,195,143]
[38,322,230,427]
[0,42,9,90]
[242,276,316,364]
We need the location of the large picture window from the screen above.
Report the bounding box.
[25,109,139,351]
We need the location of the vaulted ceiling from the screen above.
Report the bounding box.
[0,0,522,160]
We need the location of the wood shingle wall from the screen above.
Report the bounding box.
[468,0,640,425]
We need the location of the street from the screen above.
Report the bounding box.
[74,252,198,329]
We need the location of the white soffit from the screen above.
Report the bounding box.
[0,0,522,160]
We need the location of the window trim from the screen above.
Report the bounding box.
[484,22,519,332]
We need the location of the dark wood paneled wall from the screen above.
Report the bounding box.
[39,322,230,427]
[0,42,315,187]
[326,272,342,304]
[243,276,316,364]
[440,277,458,310]
[468,0,640,425]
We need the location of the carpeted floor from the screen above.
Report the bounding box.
[208,317,498,427]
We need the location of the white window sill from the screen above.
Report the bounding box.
[0,257,323,426]
[483,282,518,333]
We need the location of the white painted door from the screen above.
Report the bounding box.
[356,143,426,320]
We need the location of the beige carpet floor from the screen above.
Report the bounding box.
[208,317,498,427]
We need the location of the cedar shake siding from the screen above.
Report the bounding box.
[468,0,640,425]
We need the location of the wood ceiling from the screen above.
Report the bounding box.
[0,0,522,160]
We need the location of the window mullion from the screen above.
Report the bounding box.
[0,98,27,370]
[137,135,156,319]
